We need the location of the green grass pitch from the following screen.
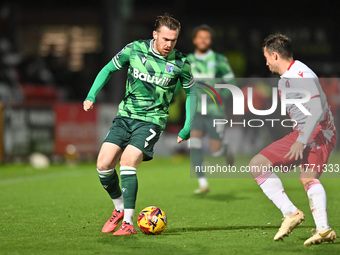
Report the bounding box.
[1,153,340,255]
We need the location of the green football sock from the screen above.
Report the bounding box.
[120,167,138,209]
[97,168,122,199]
[191,148,204,178]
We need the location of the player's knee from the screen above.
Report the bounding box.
[96,158,112,171]
[119,157,142,169]
[249,154,270,177]
[119,159,128,167]
[119,157,135,168]
[119,158,140,169]
[249,154,262,168]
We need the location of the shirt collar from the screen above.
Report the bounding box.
[194,49,213,60]
[287,60,295,71]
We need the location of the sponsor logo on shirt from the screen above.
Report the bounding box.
[133,68,171,87]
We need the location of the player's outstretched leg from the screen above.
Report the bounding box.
[97,168,124,233]
[191,137,209,194]
[97,143,124,233]
[301,178,337,245]
[113,166,138,235]
[250,154,304,241]
[113,145,142,236]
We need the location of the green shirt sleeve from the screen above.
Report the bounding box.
[112,42,133,70]
[216,54,236,99]
[216,54,235,82]
[178,85,197,140]
[178,58,195,139]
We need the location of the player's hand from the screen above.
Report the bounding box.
[83,100,94,112]
[284,141,304,161]
[177,136,186,144]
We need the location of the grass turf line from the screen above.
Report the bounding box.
[0,153,339,255]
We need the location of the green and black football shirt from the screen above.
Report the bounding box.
[114,39,194,129]
[86,39,194,130]
[187,49,235,117]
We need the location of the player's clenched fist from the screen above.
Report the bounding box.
[83,100,94,111]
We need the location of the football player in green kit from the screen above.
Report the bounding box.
[83,14,195,235]
[187,25,235,194]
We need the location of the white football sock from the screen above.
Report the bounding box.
[211,147,224,157]
[306,180,330,230]
[123,209,135,225]
[198,176,209,188]
[112,195,124,212]
[256,171,296,217]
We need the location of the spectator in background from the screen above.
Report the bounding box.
[0,36,23,103]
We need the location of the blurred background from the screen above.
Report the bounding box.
[1,0,340,164]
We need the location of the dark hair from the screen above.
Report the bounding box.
[263,33,293,59]
[154,13,181,33]
[192,24,215,39]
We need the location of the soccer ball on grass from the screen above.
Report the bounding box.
[137,206,167,235]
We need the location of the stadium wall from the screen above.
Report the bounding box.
[0,103,3,163]
[1,103,118,163]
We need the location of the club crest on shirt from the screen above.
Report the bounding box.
[165,63,174,73]
[208,61,215,68]
[116,47,126,60]
[116,43,132,59]
[117,47,126,56]
[285,80,290,88]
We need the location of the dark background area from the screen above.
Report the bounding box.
[1,0,340,161]
[1,0,340,103]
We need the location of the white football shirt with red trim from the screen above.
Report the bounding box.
[278,60,335,142]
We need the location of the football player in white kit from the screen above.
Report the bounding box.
[249,33,337,245]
